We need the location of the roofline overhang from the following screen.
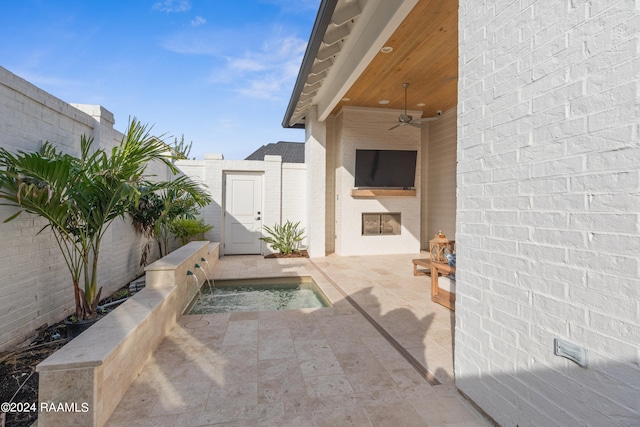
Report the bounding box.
[282,0,339,129]
[282,0,420,129]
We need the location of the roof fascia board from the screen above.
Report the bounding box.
[316,0,420,122]
[282,0,339,128]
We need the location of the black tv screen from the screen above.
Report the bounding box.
[355,149,417,188]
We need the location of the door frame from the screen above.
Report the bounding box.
[222,171,264,256]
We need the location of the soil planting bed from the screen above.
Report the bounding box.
[0,285,131,427]
[0,323,67,427]
[264,250,309,259]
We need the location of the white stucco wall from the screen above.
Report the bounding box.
[0,66,170,351]
[333,106,421,256]
[456,2,640,426]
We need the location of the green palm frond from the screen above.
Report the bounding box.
[0,118,190,320]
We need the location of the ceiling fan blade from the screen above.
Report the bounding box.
[417,117,438,122]
[388,124,401,131]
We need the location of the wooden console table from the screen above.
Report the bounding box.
[430,261,456,311]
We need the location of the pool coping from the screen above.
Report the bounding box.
[186,275,334,314]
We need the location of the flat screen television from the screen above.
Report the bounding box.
[354,149,417,188]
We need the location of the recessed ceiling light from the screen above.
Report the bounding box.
[417,103,425,107]
[342,97,350,102]
[380,46,393,53]
[378,100,390,105]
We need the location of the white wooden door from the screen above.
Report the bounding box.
[224,173,263,254]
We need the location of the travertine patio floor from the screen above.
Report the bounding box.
[106,254,490,426]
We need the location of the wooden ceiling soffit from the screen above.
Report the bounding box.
[286,0,367,126]
[334,0,459,117]
[285,0,420,127]
[315,0,420,121]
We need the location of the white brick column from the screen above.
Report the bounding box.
[305,106,327,257]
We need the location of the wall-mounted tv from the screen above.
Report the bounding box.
[354,149,417,188]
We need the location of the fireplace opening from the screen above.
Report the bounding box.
[362,213,401,236]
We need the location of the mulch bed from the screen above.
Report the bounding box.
[264,250,309,259]
[0,285,131,427]
[0,323,68,427]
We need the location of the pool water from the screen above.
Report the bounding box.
[188,278,330,314]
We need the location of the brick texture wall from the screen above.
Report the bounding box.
[282,163,308,247]
[333,106,421,255]
[456,1,639,425]
[0,66,169,351]
[178,156,307,255]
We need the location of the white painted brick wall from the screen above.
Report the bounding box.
[0,66,169,351]
[333,106,421,255]
[179,157,305,255]
[282,164,308,247]
[306,106,327,257]
[456,2,640,426]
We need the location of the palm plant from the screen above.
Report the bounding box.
[169,218,213,246]
[130,175,212,258]
[0,119,176,320]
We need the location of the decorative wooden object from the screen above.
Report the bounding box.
[412,258,431,276]
[429,230,454,263]
[431,261,456,310]
[351,188,416,197]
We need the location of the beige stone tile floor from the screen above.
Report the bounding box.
[106,254,490,426]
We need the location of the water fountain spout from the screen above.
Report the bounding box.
[195,258,213,292]
[199,258,215,292]
[187,270,201,297]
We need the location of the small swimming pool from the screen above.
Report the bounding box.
[187,276,331,314]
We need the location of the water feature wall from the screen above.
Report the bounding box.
[37,241,218,427]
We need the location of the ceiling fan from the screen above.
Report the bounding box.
[388,83,438,131]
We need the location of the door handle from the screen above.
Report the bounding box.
[256,217,261,220]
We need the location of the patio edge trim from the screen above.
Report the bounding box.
[308,258,441,386]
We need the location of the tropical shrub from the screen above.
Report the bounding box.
[260,220,305,255]
[129,175,212,258]
[169,218,213,245]
[0,119,175,320]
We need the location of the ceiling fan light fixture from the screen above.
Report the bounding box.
[388,83,437,131]
[380,46,393,53]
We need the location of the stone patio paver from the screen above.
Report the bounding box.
[106,254,490,426]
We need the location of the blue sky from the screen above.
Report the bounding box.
[0,0,318,160]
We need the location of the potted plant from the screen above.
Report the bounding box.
[0,119,176,333]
